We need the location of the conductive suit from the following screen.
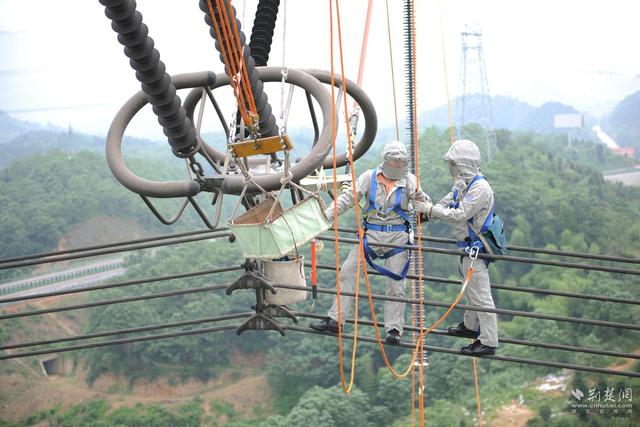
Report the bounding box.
[427,140,499,348]
[325,141,431,337]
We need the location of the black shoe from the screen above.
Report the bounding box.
[447,322,478,338]
[386,329,400,345]
[309,317,339,333]
[461,340,496,356]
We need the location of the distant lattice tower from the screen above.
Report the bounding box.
[455,26,496,162]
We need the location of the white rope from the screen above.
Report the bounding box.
[279,0,289,128]
[241,0,247,29]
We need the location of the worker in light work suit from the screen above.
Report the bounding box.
[423,139,498,356]
[310,141,431,345]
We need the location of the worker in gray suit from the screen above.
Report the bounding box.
[310,141,431,344]
[424,139,498,355]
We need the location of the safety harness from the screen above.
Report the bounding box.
[450,175,494,253]
[362,170,412,281]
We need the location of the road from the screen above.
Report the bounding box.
[0,260,127,307]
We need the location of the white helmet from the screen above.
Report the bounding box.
[381,140,409,180]
[443,139,481,179]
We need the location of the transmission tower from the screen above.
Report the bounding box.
[455,26,496,162]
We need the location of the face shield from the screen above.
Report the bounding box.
[381,141,409,180]
[383,158,408,180]
[447,160,460,179]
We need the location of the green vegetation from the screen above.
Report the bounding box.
[82,241,264,385]
[607,89,640,150]
[1,124,639,426]
[0,147,222,281]
[0,399,204,427]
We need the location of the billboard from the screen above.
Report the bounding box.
[554,113,584,128]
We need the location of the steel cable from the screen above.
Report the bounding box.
[307,263,640,306]
[0,231,233,271]
[0,265,242,304]
[0,324,238,361]
[0,312,251,351]
[0,283,231,321]
[287,326,640,379]
[317,235,640,276]
[298,312,640,360]
[0,229,225,265]
[274,283,640,331]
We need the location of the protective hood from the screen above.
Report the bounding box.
[380,140,409,180]
[443,139,481,181]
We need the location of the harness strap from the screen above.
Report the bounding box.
[367,169,377,213]
[365,169,411,223]
[450,175,486,209]
[362,234,410,281]
[451,175,494,255]
[365,223,408,232]
[362,169,412,280]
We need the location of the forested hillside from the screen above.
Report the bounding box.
[2,127,634,426]
[606,89,640,150]
[0,151,174,261]
[421,96,588,134]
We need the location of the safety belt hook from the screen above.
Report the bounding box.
[468,246,480,260]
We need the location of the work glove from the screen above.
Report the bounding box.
[417,199,433,223]
[324,207,335,225]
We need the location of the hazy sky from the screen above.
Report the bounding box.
[1,0,639,140]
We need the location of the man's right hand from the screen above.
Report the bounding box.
[324,208,335,225]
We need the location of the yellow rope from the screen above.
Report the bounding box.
[385,0,400,140]
[437,0,455,145]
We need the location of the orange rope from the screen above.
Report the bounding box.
[330,0,360,395]
[224,0,258,114]
[355,0,374,88]
[437,3,483,425]
[205,0,250,125]
[473,356,483,427]
[206,0,252,125]
[215,0,257,117]
[327,0,472,382]
[384,0,400,141]
[361,260,475,380]
[206,0,257,127]
[331,1,475,408]
[334,0,366,392]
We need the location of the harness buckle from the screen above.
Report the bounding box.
[467,245,479,260]
[375,210,388,221]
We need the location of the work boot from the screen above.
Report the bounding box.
[386,328,401,345]
[461,339,496,356]
[309,317,339,333]
[447,322,478,338]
